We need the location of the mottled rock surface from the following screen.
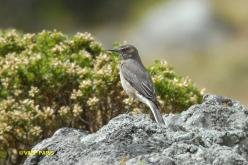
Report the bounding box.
[24,94,248,165]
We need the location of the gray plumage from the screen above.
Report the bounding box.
[108,44,165,124]
[121,58,156,104]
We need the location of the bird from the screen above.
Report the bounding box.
[108,44,165,124]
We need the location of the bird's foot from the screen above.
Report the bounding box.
[125,107,131,114]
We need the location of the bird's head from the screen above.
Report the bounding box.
[108,44,140,60]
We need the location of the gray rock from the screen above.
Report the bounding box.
[24,94,248,165]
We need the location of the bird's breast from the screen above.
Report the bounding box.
[119,69,136,99]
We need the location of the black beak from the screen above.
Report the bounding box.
[107,48,120,53]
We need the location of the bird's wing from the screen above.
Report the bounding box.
[121,60,157,102]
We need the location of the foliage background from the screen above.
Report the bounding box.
[0,0,247,105]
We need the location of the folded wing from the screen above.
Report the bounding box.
[121,60,157,104]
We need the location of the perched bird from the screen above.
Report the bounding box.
[108,44,165,124]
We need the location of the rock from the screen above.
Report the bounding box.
[24,128,88,165]
[24,94,248,165]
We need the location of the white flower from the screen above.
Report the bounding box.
[79,80,92,89]
[87,97,99,106]
[70,89,83,100]
[123,98,133,105]
[30,126,42,136]
[29,86,39,97]
[43,107,54,117]
[200,88,206,95]
[59,106,70,116]
[72,104,83,117]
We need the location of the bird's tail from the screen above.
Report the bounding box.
[148,101,165,125]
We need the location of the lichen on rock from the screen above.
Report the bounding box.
[24,94,248,165]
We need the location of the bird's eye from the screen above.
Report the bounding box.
[121,47,128,52]
[126,48,134,54]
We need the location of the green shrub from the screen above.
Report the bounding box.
[0,30,203,164]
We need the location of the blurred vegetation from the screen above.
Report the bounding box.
[1,0,247,105]
[214,0,248,29]
[0,0,164,32]
[0,30,203,164]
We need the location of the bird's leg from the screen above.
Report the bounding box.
[125,98,134,114]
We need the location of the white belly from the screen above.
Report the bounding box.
[120,70,136,99]
[120,70,155,111]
